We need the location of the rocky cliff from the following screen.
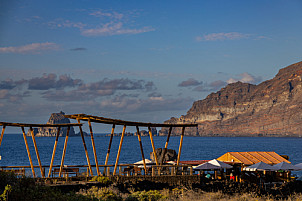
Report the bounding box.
[160,61,302,137]
[27,111,76,137]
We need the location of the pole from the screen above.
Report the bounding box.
[48,126,61,177]
[177,127,185,166]
[30,127,44,178]
[148,127,159,165]
[88,120,100,176]
[136,126,147,173]
[0,125,6,147]
[161,126,172,164]
[59,126,70,177]
[104,124,115,175]
[77,119,93,176]
[113,125,126,176]
[21,127,35,178]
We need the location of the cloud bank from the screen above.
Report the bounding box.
[196,32,250,41]
[0,42,59,54]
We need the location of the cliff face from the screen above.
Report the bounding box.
[160,61,302,137]
[27,111,76,137]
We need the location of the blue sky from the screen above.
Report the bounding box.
[1,0,302,132]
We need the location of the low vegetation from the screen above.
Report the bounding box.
[1,172,302,201]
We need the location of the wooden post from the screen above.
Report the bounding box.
[104,124,115,175]
[107,166,110,176]
[77,119,93,176]
[148,126,161,175]
[161,126,172,164]
[119,166,122,176]
[30,127,44,178]
[88,120,100,176]
[152,166,155,176]
[177,127,185,166]
[59,126,70,177]
[48,126,61,177]
[0,125,6,147]
[164,126,172,149]
[136,126,147,173]
[113,125,126,176]
[148,127,159,166]
[21,127,35,178]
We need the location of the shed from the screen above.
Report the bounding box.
[217,151,290,166]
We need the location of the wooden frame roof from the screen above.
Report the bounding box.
[0,121,82,127]
[65,113,198,128]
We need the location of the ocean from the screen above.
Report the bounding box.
[0,134,301,177]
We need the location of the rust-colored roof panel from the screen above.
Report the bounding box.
[217,151,290,165]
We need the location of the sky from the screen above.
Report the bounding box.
[1,0,302,133]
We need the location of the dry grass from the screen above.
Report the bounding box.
[164,191,302,201]
[77,186,302,201]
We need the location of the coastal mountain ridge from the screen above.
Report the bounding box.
[160,61,302,137]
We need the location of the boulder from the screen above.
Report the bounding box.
[150,148,177,164]
[27,111,76,137]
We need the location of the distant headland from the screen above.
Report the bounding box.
[160,61,302,137]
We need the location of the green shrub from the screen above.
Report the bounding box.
[89,176,112,185]
[126,190,165,201]
[0,185,12,201]
[82,186,122,201]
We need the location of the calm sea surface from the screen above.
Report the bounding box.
[0,135,301,176]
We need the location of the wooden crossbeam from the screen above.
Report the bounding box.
[65,114,198,128]
[0,122,82,127]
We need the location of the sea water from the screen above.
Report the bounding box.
[0,135,301,177]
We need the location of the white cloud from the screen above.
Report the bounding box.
[227,72,262,84]
[46,9,154,37]
[89,10,124,20]
[81,22,154,36]
[149,96,164,101]
[0,42,59,54]
[196,32,250,41]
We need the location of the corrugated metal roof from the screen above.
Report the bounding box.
[217,151,290,165]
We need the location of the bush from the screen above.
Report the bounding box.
[81,186,122,201]
[0,171,91,201]
[89,176,112,185]
[126,190,165,201]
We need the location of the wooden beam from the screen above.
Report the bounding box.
[48,126,61,178]
[177,127,185,166]
[0,125,6,147]
[21,127,35,178]
[59,126,70,177]
[65,114,198,128]
[104,124,115,175]
[0,122,82,128]
[136,126,147,173]
[77,119,93,176]
[30,127,44,178]
[88,120,100,176]
[113,125,126,176]
[148,127,158,166]
[161,126,172,164]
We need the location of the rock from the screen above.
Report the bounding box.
[160,61,302,137]
[134,127,157,136]
[27,111,76,137]
[150,148,177,163]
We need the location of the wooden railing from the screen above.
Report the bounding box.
[0,164,195,178]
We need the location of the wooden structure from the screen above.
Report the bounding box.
[217,151,291,166]
[0,121,83,178]
[65,114,198,176]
